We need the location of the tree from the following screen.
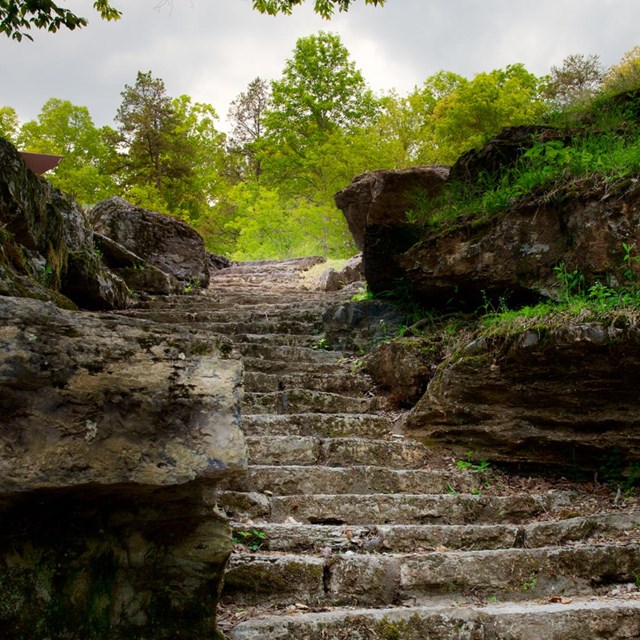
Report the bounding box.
[0,106,20,143]
[429,64,546,163]
[604,45,640,93]
[252,0,385,18]
[227,77,270,180]
[167,94,227,222]
[543,53,606,108]
[113,71,187,204]
[2,0,385,41]
[18,98,116,203]
[266,31,377,146]
[0,0,120,41]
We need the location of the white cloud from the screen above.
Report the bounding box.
[1,0,639,130]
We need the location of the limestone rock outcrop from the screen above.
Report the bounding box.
[91,197,210,291]
[0,137,129,310]
[0,295,246,638]
[334,167,449,294]
[363,337,442,408]
[334,127,640,309]
[315,254,363,292]
[406,321,640,475]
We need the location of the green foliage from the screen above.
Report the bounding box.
[603,45,640,93]
[408,125,640,230]
[265,32,377,147]
[252,0,385,19]
[232,528,267,551]
[0,106,20,143]
[456,452,490,473]
[1,0,121,41]
[18,98,116,204]
[543,53,606,108]
[428,64,546,163]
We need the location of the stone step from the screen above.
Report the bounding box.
[245,436,431,468]
[217,491,575,525]
[231,333,321,347]
[220,464,479,496]
[197,320,322,336]
[240,413,393,438]
[124,303,325,323]
[223,544,640,607]
[236,343,343,362]
[227,598,640,640]
[242,357,353,375]
[243,390,377,415]
[229,512,640,554]
[244,371,372,394]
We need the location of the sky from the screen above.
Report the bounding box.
[2,0,640,131]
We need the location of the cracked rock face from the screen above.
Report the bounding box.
[407,321,640,475]
[91,197,211,290]
[0,295,246,639]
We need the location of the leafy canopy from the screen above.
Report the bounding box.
[0,0,121,41]
[252,0,385,19]
[2,0,385,40]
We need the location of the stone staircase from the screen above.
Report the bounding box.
[124,258,640,639]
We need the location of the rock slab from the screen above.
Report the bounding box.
[0,295,246,638]
[92,197,210,290]
[407,321,640,475]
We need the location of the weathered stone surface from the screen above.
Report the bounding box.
[407,321,640,474]
[315,254,363,292]
[0,137,128,310]
[208,252,232,271]
[0,296,245,491]
[0,481,232,640]
[364,337,443,408]
[94,232,177,295]
[335,166,449,294]
[323,300,409,351]
[230,599,640,640]
[91,197,210,289]
[448,125,562,185]
[335,167,450,251]
[0,294,246,638]
[336,126,640,309]
[398,182,640,308]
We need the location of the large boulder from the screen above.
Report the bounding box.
[336,126,640,309]
[406,321,640,477]
[0,295,245,638]
[0,137,129,310]
[335,167,449,294]
[91,197,210,290]
[398,182,640,309]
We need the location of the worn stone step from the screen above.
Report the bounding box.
[244,371,372,394]
[227,598,640,640]
[218,491,575,525]
[242,357,353,375]
[126,295,327,315]
[245,436,430,468]
[230,333,321,348]
[243,390,377,415]
[229,512,640,554]
[236,343,343,362]
[329,543,640,606]
[223,544,640,607]
[221,465,479,496]
[199,320,322,336]
[240,413,393,438]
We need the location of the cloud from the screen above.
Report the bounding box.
[1,0,639,131]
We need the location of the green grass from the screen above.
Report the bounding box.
[406,91,640,231]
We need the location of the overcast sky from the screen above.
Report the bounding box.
[2,0,640,131]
